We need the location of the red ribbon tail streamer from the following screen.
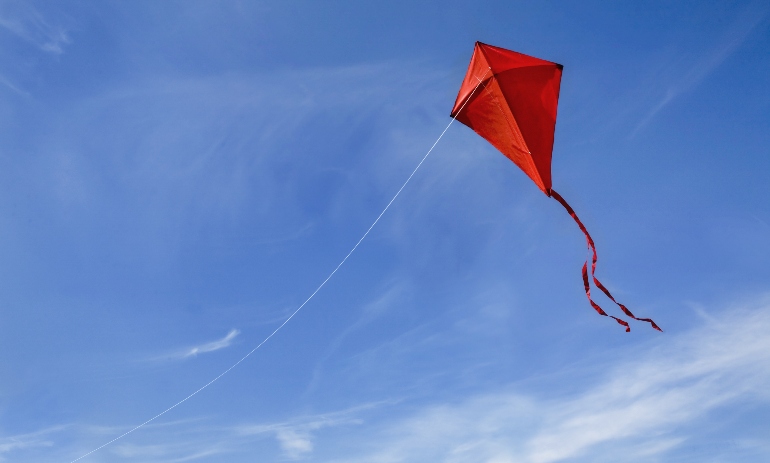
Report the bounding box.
[583,262,630,332]
[550,188,661,332]
[592,274,662,331]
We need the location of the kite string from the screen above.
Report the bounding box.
[67,69,492,463]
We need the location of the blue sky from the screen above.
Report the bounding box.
[1,1,769,462]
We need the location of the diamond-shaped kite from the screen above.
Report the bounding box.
[451,42,660,332]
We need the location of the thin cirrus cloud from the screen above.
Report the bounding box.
[148,329,241,361]
[0,425,67,457]
[630,3,768,137]
[105,403,383,462]
[0,72,27,95]
[71,297,770,463]
[4,298,768,462]
[80,403,384,462]
[237,420,340,460]
[182,329,240,358]
[234,402,386,460]
[0,1,70,54]
[326,296,770,463]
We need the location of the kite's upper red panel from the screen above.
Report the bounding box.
[451,42,562,194]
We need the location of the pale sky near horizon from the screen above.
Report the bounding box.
[1,1,769,462]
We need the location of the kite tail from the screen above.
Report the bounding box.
[582,261,630,332]
[549,189,661,332]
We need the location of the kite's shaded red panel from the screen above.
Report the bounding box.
[452,42,660,332]
[450,42,562,194]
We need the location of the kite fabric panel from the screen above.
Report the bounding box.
[452,42,660,332]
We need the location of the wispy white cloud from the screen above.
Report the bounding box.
[0,2,70,54]
[86,403,384,462]
[149,329,240,361]
[326,296,770,463]
[0,72,27,95]
[111,442,224,463]
[34,61,448,268]
[14,298,769,462]
[0,425,67,460]
[235,403,382,459]
[305,283,406,395]
[182,329,240,358]
[631,3,768,136]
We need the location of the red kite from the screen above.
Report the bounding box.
[452,42,660,332]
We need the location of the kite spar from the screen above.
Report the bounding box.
[452,42,660,332]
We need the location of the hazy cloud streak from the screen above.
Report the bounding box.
[148,329,242,362]
[183,329,240,358]
[0,425,67,456]
[332,297,770,463]
[0,1,70,54]
[631,3,768,136]
[235,402,387,459]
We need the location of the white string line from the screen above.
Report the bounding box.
[68,67,491,463]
